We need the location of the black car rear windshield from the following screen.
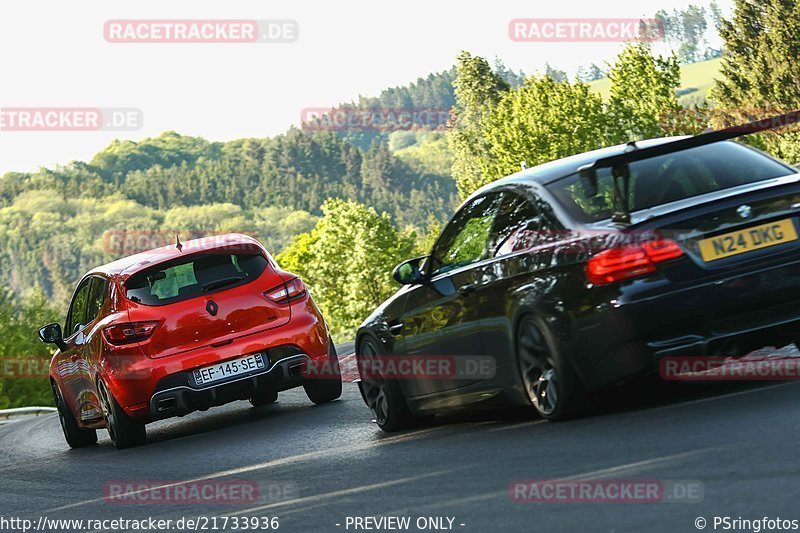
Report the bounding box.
[546,141,795,223]
[125,252,268,306]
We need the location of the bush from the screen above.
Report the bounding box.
[0,286,59,408]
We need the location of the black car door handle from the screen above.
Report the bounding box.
[389,323,404,335]
[459,284,477,296]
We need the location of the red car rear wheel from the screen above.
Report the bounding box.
[51,381,97,449]
[98,380,146,449]
[303,340,342,405]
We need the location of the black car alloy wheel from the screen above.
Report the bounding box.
[359,339,390,426]
[518,316,560,416]
[357,337,423,431]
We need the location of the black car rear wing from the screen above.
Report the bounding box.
[578,110,800,223]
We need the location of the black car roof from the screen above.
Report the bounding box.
[476,136,688,193]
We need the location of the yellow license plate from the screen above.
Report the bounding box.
[698,219,798,262]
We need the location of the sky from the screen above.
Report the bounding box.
[0,0,731,175]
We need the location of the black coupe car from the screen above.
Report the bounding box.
[356,115,800,431]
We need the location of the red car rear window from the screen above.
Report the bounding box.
[125,252,268,306]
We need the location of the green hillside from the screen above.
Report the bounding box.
[589,57,722,106]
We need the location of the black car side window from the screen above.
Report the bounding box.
[489,192,542,257]
[85,277,108,326]
[430,193,503,275]
[65,278,92,337]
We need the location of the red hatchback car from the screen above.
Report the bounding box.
[38,233,341,449]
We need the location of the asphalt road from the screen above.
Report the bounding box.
[2,345,800,533]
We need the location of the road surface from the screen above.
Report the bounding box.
[1,345,799,532]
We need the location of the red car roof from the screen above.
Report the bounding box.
[90,233,265,278]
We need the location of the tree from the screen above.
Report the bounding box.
[360,141,399,201]
[587,64,606,82]
[575,64,606,83]
[449,51,510,199]
[393,131,453,178]
[678,5,709,64]
[708,1,723,30]
[414,215,443,256]
[493,58,526,89]
[276,199,415,338]
[713,0,800,164]
[446,45,700,199]
[0,286,59,408]
[606,43,684,143]
[388,131,418,152]
[654,5,713,63]
[481,76,608,180]
[544,63,568,83]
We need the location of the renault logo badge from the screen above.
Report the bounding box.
[206,300,218,316]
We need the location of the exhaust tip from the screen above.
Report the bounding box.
[288,362,307,376]
[156,397,177,412]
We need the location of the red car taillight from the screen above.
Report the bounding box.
[265,278,307,303]
[103,321,159,345]
[587,238,684,285]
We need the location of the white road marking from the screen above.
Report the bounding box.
[633,381,795,415]
[380,448,717,514]
[230,468,463,515]
[46,425,454,511]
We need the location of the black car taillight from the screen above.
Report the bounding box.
[103,321,159,345]
[265,278,307,303]
[587,238,684,285]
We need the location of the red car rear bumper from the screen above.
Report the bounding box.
[93,299,329,423]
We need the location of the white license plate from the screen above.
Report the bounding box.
[193,353,265,386]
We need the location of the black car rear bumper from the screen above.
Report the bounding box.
[570,257,800,389]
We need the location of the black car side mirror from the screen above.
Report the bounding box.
[392,256,428,285]
[38,323,66,351]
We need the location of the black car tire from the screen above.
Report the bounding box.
[516,315,588,421]
[98,380,146,449]
[303,339,343,405]
[51,381,97,448]
[250,389,279,407]
[357,336,421,432]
